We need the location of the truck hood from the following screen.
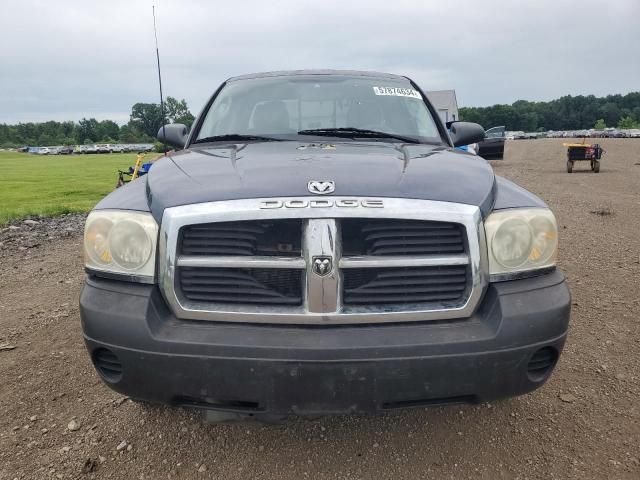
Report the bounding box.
[146,141,496,220]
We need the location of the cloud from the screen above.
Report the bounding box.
[1,0,638,123]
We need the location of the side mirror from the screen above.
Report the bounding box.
[449,122,485,147]
[157,123,188,149]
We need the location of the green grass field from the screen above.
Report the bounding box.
[0,151,143,224]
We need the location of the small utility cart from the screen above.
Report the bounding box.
[116,153,153,188]
[564,142,604,173]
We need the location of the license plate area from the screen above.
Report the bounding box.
[272,363,375,415]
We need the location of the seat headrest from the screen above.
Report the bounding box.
[252,101,291,133]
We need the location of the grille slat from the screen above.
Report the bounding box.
[180,220,302,257]
[348,275,466,288]
[178,270,265,280]
[181,278,268,287]
[364,231,460,241]
[181,246,257,255]
[370,236,463,246]
[343,219,465,256]
[182,294,301,305]
[369,245,464,255]
[179,267,302,306]
[187,225,266,234]
[344,293,464,304]
[376,267,467,278]
[183,239,257,248]
[361,223,458,232]
[179,286,288,296]
[343,266,469,306]
[349,284,466,294]
[184,231,262,240]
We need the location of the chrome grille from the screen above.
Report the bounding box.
[159,197,487,324]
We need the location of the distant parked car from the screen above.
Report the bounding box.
[132,144,154,152]
[38,147,50,155]
[49,147,61,155]
[84,145,98,154]
[477,125,505,160]
[96,144,111,153]
[627,129,640,138]
[59,146,74,155]
[127,143,154,152]
[111,144,124,153]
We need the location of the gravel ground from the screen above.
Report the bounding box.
[0,138,639,480]
[0,214,86,260]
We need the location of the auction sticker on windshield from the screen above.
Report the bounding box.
[373,86,421,99]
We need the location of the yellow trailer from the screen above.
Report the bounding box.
[563,142,604,173]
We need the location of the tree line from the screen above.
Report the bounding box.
[459,91,640,132]
[3,91,640,147]
[0,97,195,148]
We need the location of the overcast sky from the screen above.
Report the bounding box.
[1,0,638,124]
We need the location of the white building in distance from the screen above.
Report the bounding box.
[426,90,459,124]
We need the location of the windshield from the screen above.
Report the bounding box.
[195,75,443,144]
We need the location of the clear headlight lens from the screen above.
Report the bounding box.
[84,210,158,281]
[485,208,558,278]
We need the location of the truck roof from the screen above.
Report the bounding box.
[227,69,407,82]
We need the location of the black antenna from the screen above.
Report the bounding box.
[152,4,168,155]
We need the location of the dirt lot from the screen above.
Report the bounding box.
[1,138,639,480]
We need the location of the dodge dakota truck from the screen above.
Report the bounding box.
[80,70,570,421]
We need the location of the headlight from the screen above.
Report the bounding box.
[485,208,558,279]
[84,210,158,282]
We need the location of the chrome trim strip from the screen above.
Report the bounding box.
[340,254,469,269]
[303,219,341,313]
[159,197,488,325]
[177,256,306,269]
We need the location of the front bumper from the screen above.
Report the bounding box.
[80,270,570,416]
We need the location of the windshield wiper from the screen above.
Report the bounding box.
[297,128,421,144]
[193,134,283,144]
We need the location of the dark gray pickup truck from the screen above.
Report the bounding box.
[80,70,570,421]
